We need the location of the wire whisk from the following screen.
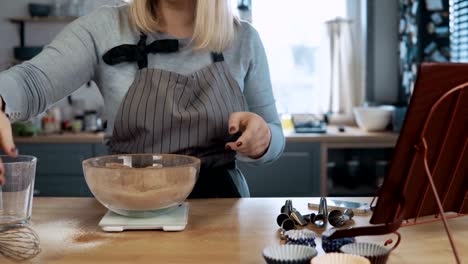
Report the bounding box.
[0,225,41,260]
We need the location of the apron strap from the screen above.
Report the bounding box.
[136,34,149,69]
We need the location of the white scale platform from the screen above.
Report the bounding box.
[99,203,189,232]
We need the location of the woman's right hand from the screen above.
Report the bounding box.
[0,99,17,185]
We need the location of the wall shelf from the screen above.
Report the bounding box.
[8,16,78,23]
[7,16,77,48]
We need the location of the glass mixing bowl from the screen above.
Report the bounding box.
[82,154,200,217]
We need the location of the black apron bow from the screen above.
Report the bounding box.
[103,35,179,69]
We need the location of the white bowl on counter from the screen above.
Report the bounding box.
[353,106,395,132]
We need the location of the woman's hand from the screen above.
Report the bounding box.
[225,112,271,159]
[0,98,17,185]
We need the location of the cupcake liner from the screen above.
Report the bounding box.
[311,253,371,264]
[321,235,356,253]
[262,244,318,264]
[284,230,317,248]
[340,243,390,264]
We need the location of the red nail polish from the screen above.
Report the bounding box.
[11,147,16,154]
[236,141,242,147]
[225,145,232,150]
[229,127,235,133]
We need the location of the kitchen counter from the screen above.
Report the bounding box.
[13,126,398,145]
[14,132,105,144]
[285,126,398,145]
[2,197,466,263]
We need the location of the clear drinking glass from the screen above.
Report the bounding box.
[0,156,37,227]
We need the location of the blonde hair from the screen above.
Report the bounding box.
[129,0,237,52]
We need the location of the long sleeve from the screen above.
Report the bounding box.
[237,25,285,165]
[0,7,116,122]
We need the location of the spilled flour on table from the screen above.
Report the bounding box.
[26,219,119,263]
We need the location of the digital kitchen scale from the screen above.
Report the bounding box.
[99,203,189,232]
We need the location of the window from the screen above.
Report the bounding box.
[451,0,468,62]
[251,0,348,114]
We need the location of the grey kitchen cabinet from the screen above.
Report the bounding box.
[239,142,321,197]
[16,130,395,198]
[18,141,321,198]
[17,143,108,197]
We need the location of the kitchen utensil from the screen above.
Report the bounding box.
[281,200,293,215]
[276,213,290,227]
[313,197,327,228]
[308,199,371,215]
[28,3,52,17]
[83,154,200,217]
[312,214,325,228]
[283,229,317,248]
[290,209,307,226]
[303,213,316,224]
[353,106,394,131]
[340,243,391,264]
[0,225,41,260]
[280,218,295,231]
[99,203,189,232]
[262,244,317,264]
[328,209,354,227]
[0,156,37,227]
[311,253,370,264]
[276,200,294,228]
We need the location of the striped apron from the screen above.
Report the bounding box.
[102,34,250,198]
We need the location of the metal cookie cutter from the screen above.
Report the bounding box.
[313,197,328,228]
[290,208,308,226]
[276,200,295,231]
[276,200,293,226]
[303,213,316,224]
[328,208,354,227]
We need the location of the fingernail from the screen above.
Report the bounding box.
[225,145,232,150]
[236,141,242,147]
[229,127,236,133]
[10,147,16,154]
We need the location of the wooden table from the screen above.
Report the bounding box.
[1,198,466,264]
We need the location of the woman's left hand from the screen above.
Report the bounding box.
[225,112,271,159]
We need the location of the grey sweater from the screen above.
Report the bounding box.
[0,5,284,165]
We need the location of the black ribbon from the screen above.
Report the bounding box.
[103,35,179,69]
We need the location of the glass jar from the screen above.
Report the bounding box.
[0,156,37,227]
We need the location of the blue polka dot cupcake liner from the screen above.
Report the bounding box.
[284,230,317,248]
[321,235,356,253]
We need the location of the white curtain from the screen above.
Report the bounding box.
[319,18,362,116]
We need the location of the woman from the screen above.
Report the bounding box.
[0,0,285,197]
